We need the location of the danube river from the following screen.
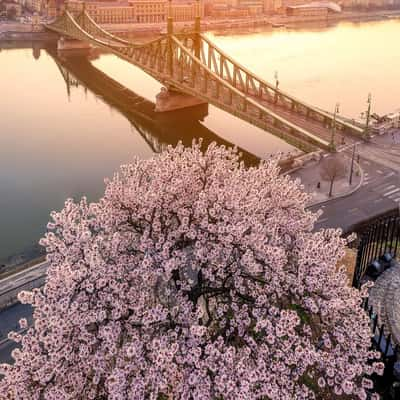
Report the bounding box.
[1,18,400,265]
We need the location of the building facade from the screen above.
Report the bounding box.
[63,0,204,24]
[130,0,166,23]
[171,0,204,22]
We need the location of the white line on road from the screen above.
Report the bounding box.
[378,184,396,191]
[383,188,400,197]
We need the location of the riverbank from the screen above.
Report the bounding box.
[1,8,400,40]
[270,9,400,27]
[0,23,56,41]
[105,8,400,35]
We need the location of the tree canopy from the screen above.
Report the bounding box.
[0,143,382,399]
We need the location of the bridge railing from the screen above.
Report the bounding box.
[169,36,330,151]
[198,34,364,137]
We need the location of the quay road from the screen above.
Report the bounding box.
[312,129,400,232]
[0,261,47,295]
[0,304,33,364]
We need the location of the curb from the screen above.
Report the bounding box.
[306,157,364,208]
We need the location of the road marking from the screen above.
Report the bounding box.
[377,170,383,174]
[376,184,395,192]
[386,172,396,178]
[349,208,359,213]
[383,188,400,197]
[394,197,400,202]
[374,198,384,203]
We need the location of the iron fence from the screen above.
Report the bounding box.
[353,215,400,288]
[351,215,400,398]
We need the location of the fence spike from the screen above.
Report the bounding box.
[378,324,384,347]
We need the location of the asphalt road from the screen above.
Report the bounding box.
[0,338,19,365]
[0,304,33,366]
[311,130,400,232]
[0,303,33,341]
[0,261,48,294]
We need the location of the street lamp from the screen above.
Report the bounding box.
[330,102,340,150]
[349,143,356,185]
[364,92,372,139]
[274,71,279,104]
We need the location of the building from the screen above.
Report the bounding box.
[64,0,203,24]
[286,3,329,16]
[2,2,23,17]
[238,0,264,14]
[130,0,166,23]
[66,0,136,23]
[171,0,204,22]
[285,1,342,15]
[372,110,400,135]
[204,0,282,17]
[24,0,44,13]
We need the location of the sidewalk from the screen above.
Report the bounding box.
[290,152,363,207]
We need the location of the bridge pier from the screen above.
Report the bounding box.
[155,87,207,113]
[57,37,92,52]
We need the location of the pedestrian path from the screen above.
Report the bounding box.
[290,152,362,206]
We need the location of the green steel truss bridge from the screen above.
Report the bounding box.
[45,9,365,153]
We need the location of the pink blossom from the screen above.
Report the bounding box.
[0,143,378,399]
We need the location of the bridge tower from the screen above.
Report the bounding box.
[167,0,173,76]
[194,0,201,59]
[155,0,207,113]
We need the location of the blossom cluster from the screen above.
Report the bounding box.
[0,142,382,399]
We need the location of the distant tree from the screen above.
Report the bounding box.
[0,143,382,399]
[320,156,347,197]
[6,6,17,20]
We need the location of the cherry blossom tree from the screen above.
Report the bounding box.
[0,142,382,400]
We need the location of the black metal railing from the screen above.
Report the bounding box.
[363,297,399,360]
[362,297,400,399]
[353,215,400,288]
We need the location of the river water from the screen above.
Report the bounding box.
[0,18,399,265]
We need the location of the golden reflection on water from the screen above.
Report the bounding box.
[207,19,400,117]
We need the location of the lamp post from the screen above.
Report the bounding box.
[330,102,340,151]
[167,0,173,76]
[349,143,356,185]
[274,70,279,104]
[364,93,372,139]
